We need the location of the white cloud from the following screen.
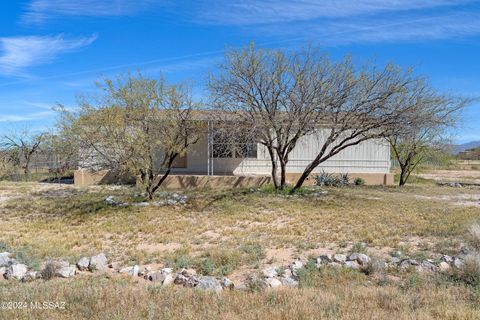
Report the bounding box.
[195,0,471,25]
[0,111,54,122]
[23,0,155,23]
[0,34,97,76]
[260,12,480,45]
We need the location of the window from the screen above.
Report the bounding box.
[213,143,232,158]
[212,131,257,158]
[234,143,257,158]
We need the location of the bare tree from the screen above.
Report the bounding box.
[209,45,333,189]
[1,129,45,178]
[387,81,470,186]
[210,44,421,192]
[42,130,79,180]
[63,73,202,199]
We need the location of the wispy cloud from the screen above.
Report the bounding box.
[194,0,471,25]
[0,34,97,76]
[260,11,480,45]
[0,111,54,122]
[23,0,156,23]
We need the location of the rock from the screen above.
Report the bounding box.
[390,257,401,265]
[77,257,90,271]
[89,254,108,271]
[132,202,150,207]
[180,268,196,277]
[439,261,450,272]
[148,271,166,283]
[453,257,465,269]
[348,253,369,265]
[265,277,282,289]
[22,271,38,282]
[173,273,189,285]
[280,277,298,287]
[174,273,199,287]
[0,252,12,267]
[56,265,76,278]
[119,265,139,277]
[222,277,234,290]
[107,262,121,270]
[161,268,173,274]
[290,260,305,276]
[317,254,332,265]
[4,264,27,280]
[148,271,174,286]
[105,196,128,207]
[344,260,361,270]
[333,254,347,264]
[441,255,453,263]
[162,273,174,286]
[283,268,293,278]
[262,266,278,278]
[399,259,421,270]
[356,254,370,266]
[196,276,222,293]
[138,266,151,276]
[419,260,438,273]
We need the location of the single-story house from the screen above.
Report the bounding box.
[74,116,393,188]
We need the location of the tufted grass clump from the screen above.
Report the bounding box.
[467,222,480,251]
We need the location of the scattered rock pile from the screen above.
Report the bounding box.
[105,193,188,207]
[0,250,471,292]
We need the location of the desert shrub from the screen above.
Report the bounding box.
[239,243,265,265]
[163,249,194,269]
[315,171,349,187]
[199,257,216,275]
[354,177,365,186]
[197,249,241,276]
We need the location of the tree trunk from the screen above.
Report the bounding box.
[398,165,408,186]
[291,158,320,193]
[23,156,31,179]
[266,146,279,189]
[279,159,287,190]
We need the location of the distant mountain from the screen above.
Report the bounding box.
[453,141,480,154]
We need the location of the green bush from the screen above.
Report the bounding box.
[354,177,365,186]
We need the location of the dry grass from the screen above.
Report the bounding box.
[0,273,479,320]
[1,176,480,318]
[1,180,479,270]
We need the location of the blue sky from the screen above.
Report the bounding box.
[0,0,479,143]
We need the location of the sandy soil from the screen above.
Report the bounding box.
[419,170,480,184]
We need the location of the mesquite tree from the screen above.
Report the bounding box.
[210,44,422,192]
[1,129,45,178]
[209,45,333,189]
[387,81,470,186]
[63,73,201,199]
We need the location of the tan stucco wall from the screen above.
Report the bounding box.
[74,170,135,186]
[284,172,394,186]
[74,169,393,187]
